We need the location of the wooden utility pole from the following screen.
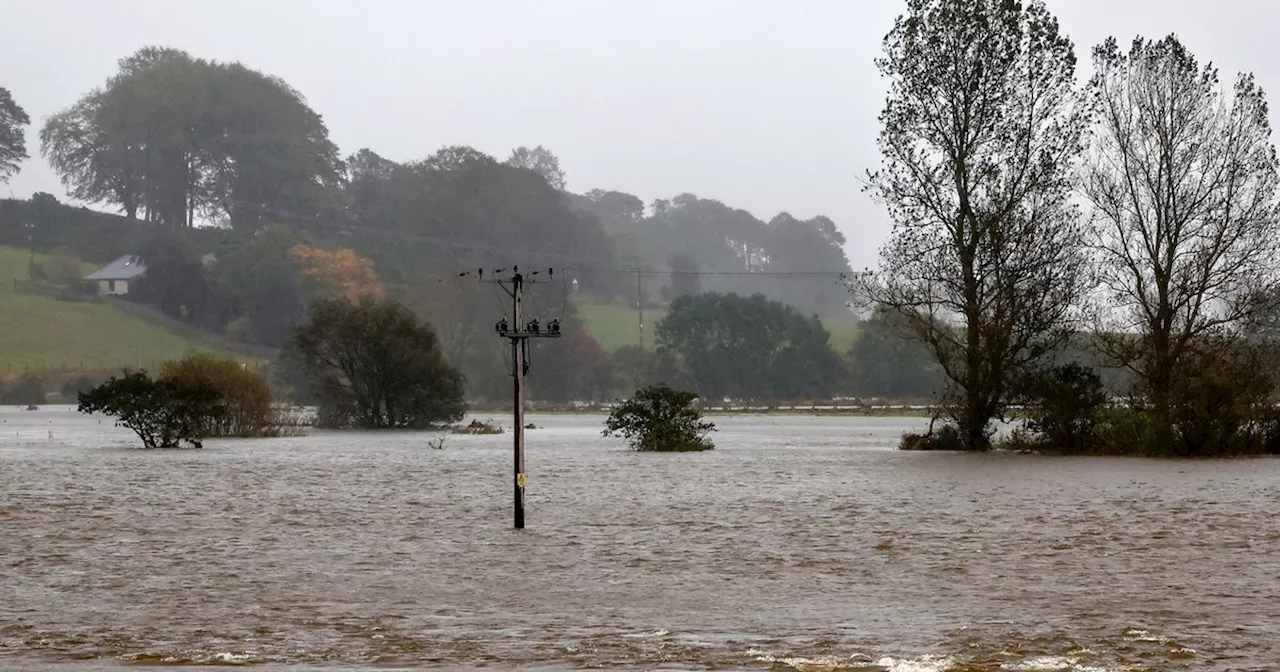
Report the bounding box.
[636,270,644,350]
[491,266,561,528]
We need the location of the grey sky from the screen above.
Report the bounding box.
[4,0,1279,270]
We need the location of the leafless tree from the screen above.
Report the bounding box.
[1082,35,1280,429]
[859,0,1090,449]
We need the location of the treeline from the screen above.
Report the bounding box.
[9,45,853,319]
[0,194,917,403]
[866,0,1280,457]
[0,42,879,404]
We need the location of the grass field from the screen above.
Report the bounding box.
[576,300,860,353]
[0,246,242,375]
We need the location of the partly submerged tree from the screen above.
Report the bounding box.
[0,86,30,184]
[1082,35,1280,441]
[78,371,224,449]
[280,297,466,429]
[159,354,277,438]
[859,0,1090,450]
[604,385,715,452]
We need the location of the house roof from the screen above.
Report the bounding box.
[84,255,147,281]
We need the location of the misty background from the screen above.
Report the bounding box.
[5,0,1278,271]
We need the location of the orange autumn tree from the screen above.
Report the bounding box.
[289,244,386,302]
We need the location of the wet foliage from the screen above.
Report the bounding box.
[77,370,223,448]
[604,385,715,452]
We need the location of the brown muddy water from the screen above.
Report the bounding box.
[1,407,1277,671]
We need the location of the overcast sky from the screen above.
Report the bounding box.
[4,0,1279,269]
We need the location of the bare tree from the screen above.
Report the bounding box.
[1082,35,1280,428]
[859,0,1090,449]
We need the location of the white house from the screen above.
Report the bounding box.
[83,255,147,296]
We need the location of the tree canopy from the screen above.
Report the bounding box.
[78,370,224,449]
[0,87,29,184]
[604,385,715,452]
[576,191,855,316]
[40,46,341,229]
[337,145,617,295]
[847,306,943,399]
[657,292,845,400]
[506,145,566,191]
[1083,34,1280,451]
[280,297,466,429]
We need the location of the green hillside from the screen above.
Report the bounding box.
[577,300,860,353]
[0,246,248,374]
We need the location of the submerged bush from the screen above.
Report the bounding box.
[78,371,224,449]
[280,298,466,429]
[159,354,279,438]
[1018,363,1109,454]
[900,423,964,451]
[604,385,715,452]
[452,419,504,435]
[1088,345,1280,457]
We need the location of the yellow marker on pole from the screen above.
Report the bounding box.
[517,473,525,488]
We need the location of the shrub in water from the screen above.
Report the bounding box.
[1019,362,1109,454]
[899,423,965,451]
[160,354,279,438]
[604,385,715,452]
[78,371,224,449]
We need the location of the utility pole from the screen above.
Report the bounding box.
[490,266,561,529]
[636,270,644,350]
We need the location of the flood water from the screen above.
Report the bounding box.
[1,407,1277,671]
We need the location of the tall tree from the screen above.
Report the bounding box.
[847,306,944,398]
[764,212,854,317]
[41,46,341,230]
[657,292,845,400]
[133,229,212,322]
[1082,35,1280,432]
[581,189,645,228]
[667,251,702,299]
[210,225,308,346]
[861,0,1089,450]
[289,244,385,303]
[280,297,466,429]
[0,87,30,184]
[506,145,566,191]
[41,95,143,218]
